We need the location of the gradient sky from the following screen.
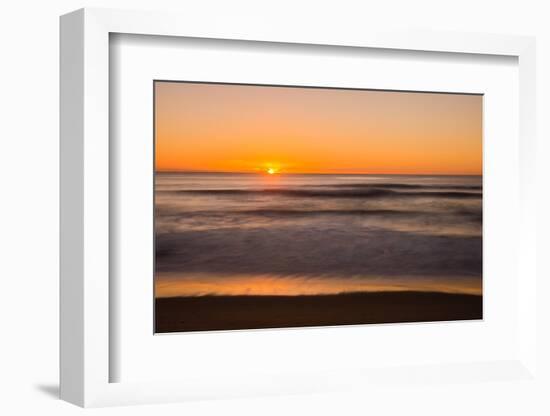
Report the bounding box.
[155,81,482,175]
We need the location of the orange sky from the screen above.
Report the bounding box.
[155,81,482,175]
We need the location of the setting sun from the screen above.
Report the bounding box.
[267,168,277,175]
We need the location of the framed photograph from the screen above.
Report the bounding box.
[60,8,538,408]
[153,81,483,333]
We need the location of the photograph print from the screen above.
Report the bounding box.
[154,81,483,333]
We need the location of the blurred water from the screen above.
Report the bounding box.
[155,173,482,296]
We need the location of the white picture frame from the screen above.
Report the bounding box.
[60,7,538,408]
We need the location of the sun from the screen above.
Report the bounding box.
[266,168,278,175]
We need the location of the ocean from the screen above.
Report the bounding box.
[154,172,482,298]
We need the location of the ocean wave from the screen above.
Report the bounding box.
[318,183,482,190]
[155,225,482,278]
[167,188,481,199]
[157,207,481,222]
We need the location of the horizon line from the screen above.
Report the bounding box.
[155,169,482,176]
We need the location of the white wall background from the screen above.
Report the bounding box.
[0,1,548,415]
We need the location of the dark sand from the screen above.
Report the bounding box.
[155,291,482,333]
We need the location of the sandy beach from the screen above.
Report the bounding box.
[155,291,482,333]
